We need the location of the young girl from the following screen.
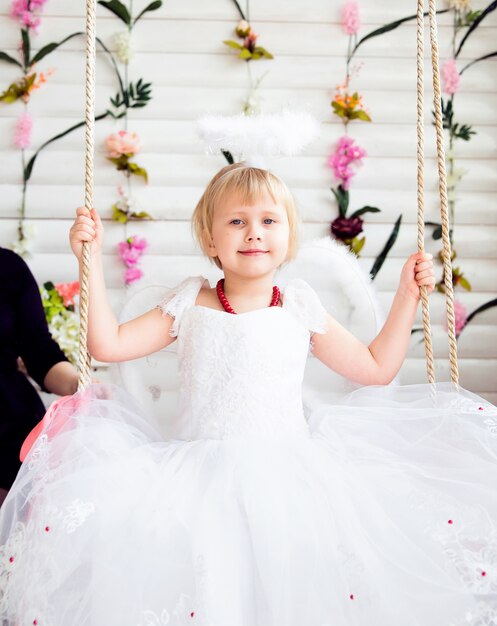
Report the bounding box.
[1,162,496,625]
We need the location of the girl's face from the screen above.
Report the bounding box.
[207,191,290,279]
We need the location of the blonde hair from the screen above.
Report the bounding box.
[192,162,300,269]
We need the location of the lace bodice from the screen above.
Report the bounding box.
[156,276,327,440]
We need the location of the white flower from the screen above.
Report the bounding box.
[11,222,36,258]
[48,309,80,365]
[243,93,263,116]
[447,166,468,188]
[447,0,471,10]
[114,30,134,64]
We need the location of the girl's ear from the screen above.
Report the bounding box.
[203,228,217,257]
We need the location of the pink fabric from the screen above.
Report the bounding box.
[20,394,74,462]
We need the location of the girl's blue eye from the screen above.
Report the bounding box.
[263,219,275,224]
[231,219,243,225]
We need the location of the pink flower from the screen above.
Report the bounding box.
[130,236,147,251]
[105,130,141,158]
[454,300,468,337]
[441,59,460,95]
[124,266,143,285]
[14,112,33,149]
[328,135,366,189]
[10,0,46,30]
[55,281,80,307]
[342,1,360,35]
[118,235,147,285]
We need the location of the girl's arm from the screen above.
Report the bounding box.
[312,251,435,386]
[70,207,176,362]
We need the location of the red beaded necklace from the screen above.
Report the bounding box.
[216,279,280,315]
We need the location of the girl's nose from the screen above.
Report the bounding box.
[246,226,262,241]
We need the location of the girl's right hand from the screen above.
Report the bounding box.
[69,207,103,261]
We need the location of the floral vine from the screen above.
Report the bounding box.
[329,1,402,280]
[223,0,273,154]
[97,0,162,284]
[427,0,497,294]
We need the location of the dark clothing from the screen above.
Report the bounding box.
[0,248,68,489]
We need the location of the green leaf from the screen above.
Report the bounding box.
[351,236,366,256]
[331,185,350,217]
[331,101,346,116]
[130,210,154,220]
[465,297,497,326]
[256,46,274,59]
[21,28,30,69]
[432,225,442,240]
[453,123,476,141]
[350,206,381,219]
[0,51,22,68]
[370,214,402,280]
[127,162,149,182]
[224,40,244,50]
[24,111,109,182]
[133,0,162,25]
[112,205,129,223]
[350,9,449,61]
[98,0,131,24]
[349,109,372,122]
[239,48,252,59]
[30,32,83,66]
[456,0,497,58]
[458,276,472,291]
[460,51,497,75]
[0,81,24,103]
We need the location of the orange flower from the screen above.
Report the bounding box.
[331,83,371,123]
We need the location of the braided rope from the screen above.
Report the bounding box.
[77,0,96,391]
[427,0,460,386]
[416,0,436,384]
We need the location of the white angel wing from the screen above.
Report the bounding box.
[277,237,389,412]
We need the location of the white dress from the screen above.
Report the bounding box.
[1,276,497,626]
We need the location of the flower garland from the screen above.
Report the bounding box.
[2,0,49,255]
[428,0,497,294]
[222,1,274,141]
[98,0,162,286]
[328,2,402,278]
[40,281,80,364]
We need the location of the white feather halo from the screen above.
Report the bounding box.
[197,111,320,167]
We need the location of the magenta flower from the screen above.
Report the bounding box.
[118,235,148,285]
[449,299,468,337]
[328,135,367,189]
[124,266,144,285]
[10,0,47,30]
[441,59,460,95]
[342,1,360,35]
[14,112,33,149]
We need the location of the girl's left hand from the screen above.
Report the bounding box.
[398,251,436,301]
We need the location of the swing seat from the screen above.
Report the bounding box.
[118,237,387,437]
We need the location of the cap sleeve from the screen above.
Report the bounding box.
[155,276,208,337]
[282,278,328,334]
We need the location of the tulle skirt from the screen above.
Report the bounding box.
[1,382,496,626]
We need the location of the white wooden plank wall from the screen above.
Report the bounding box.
[0,0,495,401]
